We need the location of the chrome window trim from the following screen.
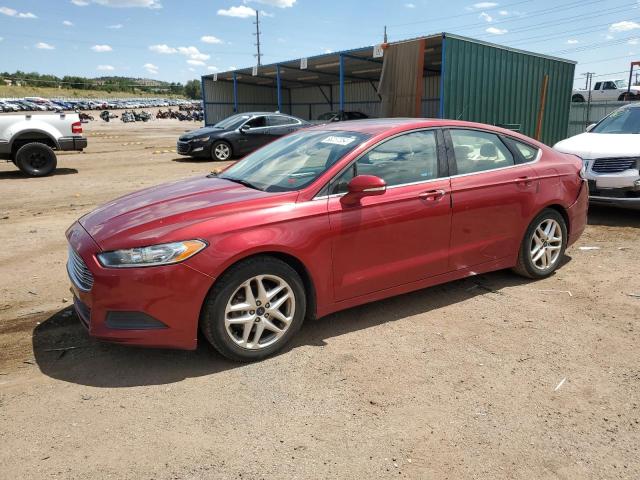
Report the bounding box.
[313,177,446,201]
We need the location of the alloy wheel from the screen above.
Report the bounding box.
[530,218,562,270]
[214,143,230,160]
[224,274,295,350]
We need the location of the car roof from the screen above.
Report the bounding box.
[304,118,545,145]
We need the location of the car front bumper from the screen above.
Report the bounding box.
[65,222,214,350]
[582,158,640,209]
[177,140,208,157]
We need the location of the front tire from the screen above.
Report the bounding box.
[200,256,307,361]
[571,94,585,103]
[211,141,232,161]
[513,209,567,279]
[15,142,57,177]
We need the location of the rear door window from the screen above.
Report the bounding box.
[449,129,515,175]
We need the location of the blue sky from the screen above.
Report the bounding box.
[1,0,640,87]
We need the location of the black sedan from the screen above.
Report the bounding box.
[177,112,308,161]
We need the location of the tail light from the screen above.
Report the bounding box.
[72,121,82,134]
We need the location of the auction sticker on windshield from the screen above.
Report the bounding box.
[321,135,357,146]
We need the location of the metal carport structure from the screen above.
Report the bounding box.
[201,33,576,145]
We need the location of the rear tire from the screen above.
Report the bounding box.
[211,141,232,161]
[513,209,567,279]
[200,256,307,362]
[571,94,585,103]
[15,142,57,177]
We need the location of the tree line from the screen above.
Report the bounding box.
[1,71,203,99]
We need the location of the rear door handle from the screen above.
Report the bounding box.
[418,189,446,201]
[516,176,534,186]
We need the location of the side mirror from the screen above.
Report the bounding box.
[341,175,386,205]
[240,124,250,133]
[586,123,596,132]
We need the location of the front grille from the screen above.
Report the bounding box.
[177,141,191,154]
[67,246,94,292]
[592,157,638,173]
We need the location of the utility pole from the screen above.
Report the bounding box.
[383,25,387,43]
[253,9,262,67]
[583,72,595,129]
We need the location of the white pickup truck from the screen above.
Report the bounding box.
[572,79,640,102]
[0,112,87,176]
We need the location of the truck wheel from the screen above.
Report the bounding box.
[571,94,585,103]
[15,142,57,177]
[618,93,636,101]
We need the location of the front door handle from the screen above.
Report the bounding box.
[418,189,446,201]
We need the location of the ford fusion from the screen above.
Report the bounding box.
[67,119,588,361]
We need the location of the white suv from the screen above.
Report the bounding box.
[554,104,640,209]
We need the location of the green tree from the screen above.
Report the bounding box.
[184,79,201,99]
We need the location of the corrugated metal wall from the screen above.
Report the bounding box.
[567,101,629,138]
[202,77,282,125]
[442,35,575,145]
[203,74,441,123]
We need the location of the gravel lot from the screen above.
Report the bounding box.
[0,114,639,479]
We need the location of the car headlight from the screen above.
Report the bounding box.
[97,240,207,268]
[196,136,211,142]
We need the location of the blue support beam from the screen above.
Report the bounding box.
[232,72,238,113]
[439,34,446,119]
[339,53,345,113]
[276,64,282,112]
[200,76,208,125]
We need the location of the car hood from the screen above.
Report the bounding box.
[554,132,640,159]
[79,176,292,251]
[179,127,224,141]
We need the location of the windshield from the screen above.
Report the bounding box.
[592,107,640,134]
[615,79,629,89]
[214,114,251,130]
[219,130,370,192]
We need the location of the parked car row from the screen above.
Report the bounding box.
[0,97,201,113]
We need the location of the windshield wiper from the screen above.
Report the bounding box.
[220,176,262,191]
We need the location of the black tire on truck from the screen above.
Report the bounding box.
[571,94,585,102]
[14,142,57,177]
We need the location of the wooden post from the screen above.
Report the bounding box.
[535,74,549,141]
[415,39,426,117]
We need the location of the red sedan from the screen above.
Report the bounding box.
[66,119,588,361]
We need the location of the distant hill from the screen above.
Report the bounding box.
[1,71,187,97]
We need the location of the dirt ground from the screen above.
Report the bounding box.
[0,113,639,479]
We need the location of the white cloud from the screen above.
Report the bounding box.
[0,7,37,18]
[201,35,223,44]
[107,23,123,28]
[63,20,74,26]
[260,10,274,17]
[498,10,508,15]
[143,63,158,74]
[149,44,177,54]
[629,38,639,45]
[404,2,415,7]
[217,5,255,18]
[245,0,295,6]
[177,46,210,61]
[0,37,4,42]
[567,39,579,44]
[188,67,195,72]
[91,44,113,52]
[610,21,640,32]
[471,2,497,8]
[35,42,55,50]
[324,48,333,53]
[486,26,507,34]
[479,11,492,22]
[228,65,238,70]
[187,59,205,66]
[207,65,219,71]
[74,0,161,7]
[605,34,614,40]
[97,64,115,71]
